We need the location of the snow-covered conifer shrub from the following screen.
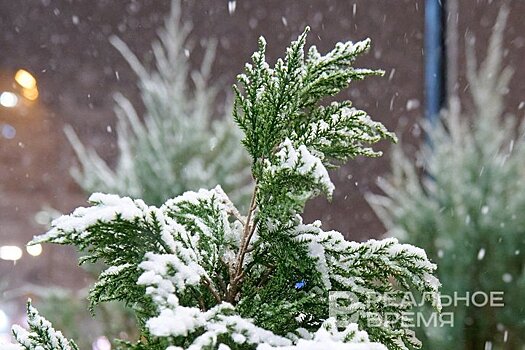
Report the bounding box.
[11,27,440,350]
[367,8,524,349]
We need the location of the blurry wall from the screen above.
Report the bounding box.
[0,0,523,292]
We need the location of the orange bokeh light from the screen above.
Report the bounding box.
[15,69,37,89]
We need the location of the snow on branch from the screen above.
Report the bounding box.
[12,300,79,350]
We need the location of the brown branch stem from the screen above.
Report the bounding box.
[202,275,222,303]
[227,185,258,302]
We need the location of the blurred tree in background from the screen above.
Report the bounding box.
[65,0,250,208]
[367,8,525,349]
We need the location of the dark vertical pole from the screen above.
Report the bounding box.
[446,0,459,102]
[425,0,445,124]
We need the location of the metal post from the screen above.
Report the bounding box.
[425,0,445,124]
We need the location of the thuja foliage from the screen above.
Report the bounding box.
[65,0,250,207]
[12,301,79,350]
[12,28,440,350]
[367,8,524,349]
[34,287,138,349]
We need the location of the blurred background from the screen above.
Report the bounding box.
[0,0,524,349]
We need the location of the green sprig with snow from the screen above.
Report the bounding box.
[12,300,79,350]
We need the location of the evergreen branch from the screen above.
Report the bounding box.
[233,27,395,233]
[12,300,79,350]
[290,221,440,349]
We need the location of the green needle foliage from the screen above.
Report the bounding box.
[12,300,79,350]
[12,27,440,350]
[367,8,524,349]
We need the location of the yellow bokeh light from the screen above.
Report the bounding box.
[26,243,43,257]
[22,87,39,101]
[15,69,37,89]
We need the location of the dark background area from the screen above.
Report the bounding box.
[0,0,523,292]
